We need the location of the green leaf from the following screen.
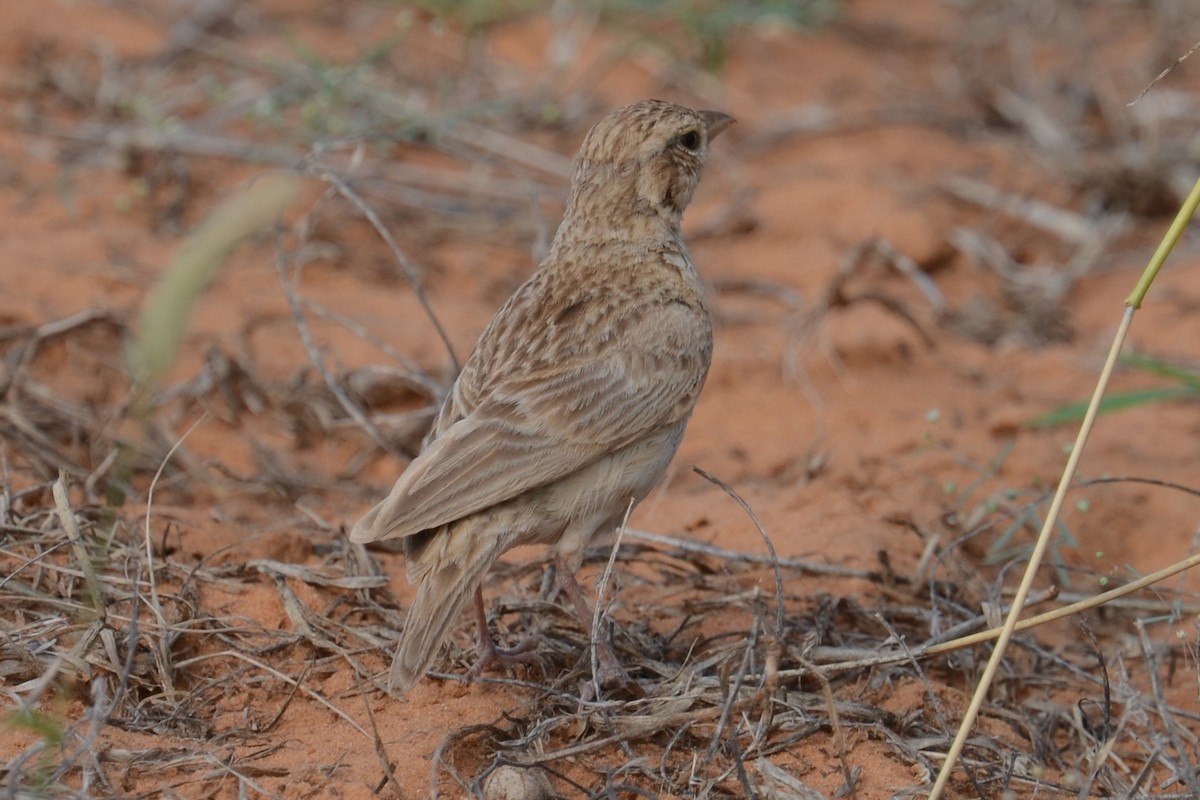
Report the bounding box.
[5,709,66,748]
[1120,353,1200,389]
[1026,386,1199,428]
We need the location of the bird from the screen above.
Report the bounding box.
[351,99,734,693]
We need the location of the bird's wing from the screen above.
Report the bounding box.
[350,306,707,543]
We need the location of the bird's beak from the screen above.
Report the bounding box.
[699,110,736,141]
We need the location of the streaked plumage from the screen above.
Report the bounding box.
[352,99,733,693]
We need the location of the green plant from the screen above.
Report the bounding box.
[412,0,543,32]
[3,708,68,794]
[1026,353,1200,428]
[408,0,839,71]
[597,0,839,70]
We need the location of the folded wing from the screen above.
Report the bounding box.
[351,305,706,543]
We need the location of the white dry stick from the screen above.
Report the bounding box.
[590,498,635,696]
[143,413,208,623]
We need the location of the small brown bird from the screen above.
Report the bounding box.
[351,99,733,693]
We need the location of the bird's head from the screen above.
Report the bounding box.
[563,99,734,234]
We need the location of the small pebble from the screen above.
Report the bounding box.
[482,765,552,800]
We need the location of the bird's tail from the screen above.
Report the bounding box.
[389,532,501,693]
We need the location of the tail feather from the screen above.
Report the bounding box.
[389,551,494,693]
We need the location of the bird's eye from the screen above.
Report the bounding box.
[677,130,701,151]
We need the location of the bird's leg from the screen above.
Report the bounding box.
[554,555,629,687]
[467,586,539,678]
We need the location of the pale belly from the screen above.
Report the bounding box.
[406,421,688,581]
[537,421,686,569]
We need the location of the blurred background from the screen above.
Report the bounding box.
[3,1,1200,798]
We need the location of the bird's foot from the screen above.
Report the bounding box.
[468,634,540,679]
[468,585,540,679]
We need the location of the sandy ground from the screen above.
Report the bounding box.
[3,1,1200,798]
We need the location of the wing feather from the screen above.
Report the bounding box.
[350,304,708,543]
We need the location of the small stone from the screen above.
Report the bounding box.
[482,765,552,800]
